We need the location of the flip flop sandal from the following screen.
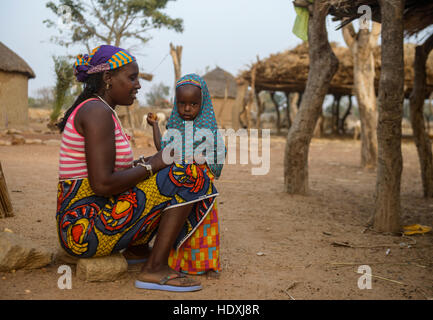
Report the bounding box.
[135,273,202,292]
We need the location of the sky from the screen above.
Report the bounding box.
[0,0,350,105]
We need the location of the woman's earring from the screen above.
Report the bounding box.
[106,83,111,90]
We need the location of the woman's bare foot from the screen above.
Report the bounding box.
[137,264,201,289]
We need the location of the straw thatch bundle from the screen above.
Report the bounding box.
[239,42,354,96]
[374,43,433,97]
[329,0,433,37]
[0,42,35,78]
[239,42,433,98]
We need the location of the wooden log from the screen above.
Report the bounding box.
[0,161,13,218]
[271,92,281,134]
[233,80,248,130]
[170,43,183,92]
[340,95,353,134]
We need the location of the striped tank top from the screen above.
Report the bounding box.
[59,98,134,180]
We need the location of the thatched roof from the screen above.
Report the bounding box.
[329,0,433,37]
[239,42,354,96]
[203,67,237,99]
[0,42,35,79]
[239,42,433,98]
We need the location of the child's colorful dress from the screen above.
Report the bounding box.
[163,74,226,274]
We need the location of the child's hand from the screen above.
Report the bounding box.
[147,112,159,127]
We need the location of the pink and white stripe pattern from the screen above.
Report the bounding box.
[59,98,133,180]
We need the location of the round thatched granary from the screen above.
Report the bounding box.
[203,67,237,129]
[0,42,35,129]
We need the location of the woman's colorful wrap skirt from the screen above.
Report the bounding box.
[56,163,219,263]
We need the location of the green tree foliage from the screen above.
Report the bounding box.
[145,82,171,107]
[50,56,75,124]
[44,0,184,51]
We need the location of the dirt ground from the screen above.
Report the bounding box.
[0,121,432,300]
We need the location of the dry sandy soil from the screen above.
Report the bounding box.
[0,123,432,300]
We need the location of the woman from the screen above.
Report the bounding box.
[56,45,218,292]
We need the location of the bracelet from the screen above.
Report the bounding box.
[137,162,153,177]
[133,155,146,168]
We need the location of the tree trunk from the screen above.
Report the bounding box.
[340,95,353,134]
[284,0,339,194]
[271,92,281,134]
[373,0,405,233]
[331,95,341,134]
[409,34,433,197]
[169,43,182,91]
[243,89,254,130]
[343,22,380,168]
[255,92,263,130]
[233,80,248,130]
[284,92,292,129]
[289,92,299,123]
[0,161,13,218]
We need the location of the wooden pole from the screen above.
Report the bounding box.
[0,161,13,218]
[409,33,433,198]
[271,92,281,134]
[374,0,405,233]
[340,95,353,134]
[170,43,183,92]
[233,79,248,130]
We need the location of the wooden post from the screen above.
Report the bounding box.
[0,161,13,218]
[373,0,405,233]
[233,79,248,130]
[331,95,341,134]
[250,64,258,128]
[255,91,263,130]
[342,21,380,168]
[340,95,353,134]
[170,43,183,92]
[409,33,433,198]
[271,92,281,134]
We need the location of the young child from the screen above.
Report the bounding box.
[147,73,225,277]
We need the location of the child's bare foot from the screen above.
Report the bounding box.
[122,244,152,262]
[206,270,220,280]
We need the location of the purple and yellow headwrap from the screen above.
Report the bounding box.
[73,45,136,82]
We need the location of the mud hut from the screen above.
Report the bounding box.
[203,67,237,129]
[0,42,35,129]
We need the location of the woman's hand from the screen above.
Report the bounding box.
[146,112,159,127]
[132,156,151,167]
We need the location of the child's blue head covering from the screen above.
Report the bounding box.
[161,73,225,179]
